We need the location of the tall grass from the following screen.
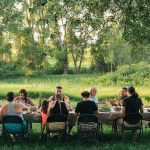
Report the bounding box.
[0,75,149,101]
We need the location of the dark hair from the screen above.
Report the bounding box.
[56,86,62,89]
[19,89,28,103]
[128,86,138,98]
[81,91,90,98]
[122,87,127,91]
[6,92,14,102]
[41,99,49,114]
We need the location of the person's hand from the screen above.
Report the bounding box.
[50,101,56,109]
[26,104,31,107]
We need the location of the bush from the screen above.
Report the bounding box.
[0,61,25,79]
[98,62,150,86]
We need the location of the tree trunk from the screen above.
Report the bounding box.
[63,49,68,74]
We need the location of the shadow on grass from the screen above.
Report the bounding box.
[1,124,150,150]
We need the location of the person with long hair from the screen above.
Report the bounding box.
[39,99,49,139]
[121,86,143,116]
[89,87,98,103]
[118,86,143,141]
[15,89,34,106]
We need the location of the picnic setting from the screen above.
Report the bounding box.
[0,0,150,150]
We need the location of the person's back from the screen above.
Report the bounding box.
[1,93,28,119]
[76,100,98,115]
[0,92,29,141]
[75,91,98,116]
[123,96,143,114]
[2,102,24,119]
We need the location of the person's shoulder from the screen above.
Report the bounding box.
[77,101,83,106]
[2,104,7,109]
[123,96,130,102]
[88,100,95,104]
[48,96,55,101]
[137,97,143,102]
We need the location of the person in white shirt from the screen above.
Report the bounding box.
[88,87,98,103]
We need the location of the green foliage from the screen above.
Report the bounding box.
[0,0,150,76]
[98,62,150,86]
[0,61,25,79]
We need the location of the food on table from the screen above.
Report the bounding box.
[98,102,111,112]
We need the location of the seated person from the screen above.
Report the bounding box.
[47,97,69,138]
[0,92,29,141]
[15,89,34,106]
[39,99,48,139]
[88,87,98,103]
[75,91,98,116]
[118,86,143,141]
[47,98,69,117]
[48,86,73,111]
[119,87,128,102]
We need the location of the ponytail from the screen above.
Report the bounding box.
[128,86,138,98]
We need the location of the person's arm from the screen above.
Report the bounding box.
[121,106,125,117]
[63,103,69,117]
[140,106,144,113]
[0,106,3,120]
[75,103,80,117]
[47,101,56,115]
[94,103,98,114]
[48,96,54,103]
[121,99,126,117]
[20,103,29,110]
[14,96,19,103]
[140,99,144,113]
[95,110,98,115]
[28,98,34,106]
[47,103,51,115]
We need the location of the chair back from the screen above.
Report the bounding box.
[77,114,98,132]
[123,113,142,125]
[3,116,23,124]
[47,114,67,123]
[2,116,24,134]
[78,114,98,123]
[46,114,67,131]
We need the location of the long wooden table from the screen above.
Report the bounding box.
[22,112,150,126]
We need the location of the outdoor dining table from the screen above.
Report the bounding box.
[0,111,150,126]
[21,111,150,126]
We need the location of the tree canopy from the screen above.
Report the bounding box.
[0,0,150,77]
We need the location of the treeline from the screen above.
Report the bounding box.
[0,0,150,78]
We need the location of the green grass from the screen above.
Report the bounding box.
[0,75,149,103]
[1,124,150,150]
[0,75,150,149]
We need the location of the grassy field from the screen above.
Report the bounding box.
[1,124,150,150]
[0,75,150,105]
[0,75,150,149]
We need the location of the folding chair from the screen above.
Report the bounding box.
[121,113,143,141]
[46,114,68,141]
[77,114,100,141]
[2,116,28,142]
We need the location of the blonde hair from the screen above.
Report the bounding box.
[90,87,97,95]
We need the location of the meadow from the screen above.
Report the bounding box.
[0,74,150,150]
[0,74,149,104]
